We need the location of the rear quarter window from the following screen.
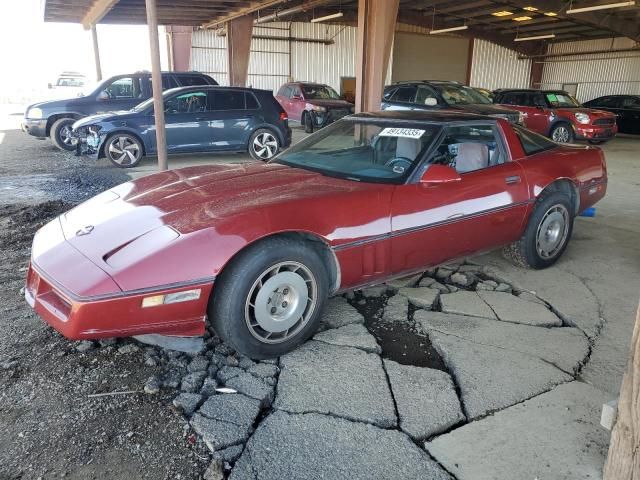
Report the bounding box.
[514,126,557,156]
[175,75,209,86]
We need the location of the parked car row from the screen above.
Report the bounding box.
[22,70,636,169]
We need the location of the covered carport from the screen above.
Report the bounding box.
[41,0,640,171]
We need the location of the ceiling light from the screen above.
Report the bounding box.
[429,25,469,34]
[544,11,558,16]
[492,10,513,16]
[513,16,532,21]
[523,6,538,11]
[310,11,344,23]
[567,1,635,14]
[515,33,556,41]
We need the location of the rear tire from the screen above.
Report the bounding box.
[303,112,314,134]
[503,191,574,269]
[248,128,280,161]
[209,237,329,359]
[50,118,76,151]
[550,123,574,143]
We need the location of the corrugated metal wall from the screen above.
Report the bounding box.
[469,39,532,90]
[540,38,640,102]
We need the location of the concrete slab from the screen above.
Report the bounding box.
[426,382,610,480]
[397,287,440,310]
[416,311,589,374]
[313,323,381,354]
[439,291,497,319]
[383,294,410,320]
[476,290,562,327]
[198,394,261,428]
[429,332,572,419]
[275,341,396,428]
[319,297,365,330]
[385,273,422,291]
[384,359,465,440]
[230,411,450,480]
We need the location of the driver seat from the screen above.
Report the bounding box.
[395,137,421,160]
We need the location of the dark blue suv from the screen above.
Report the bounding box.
[22,71,217,151]
[72,86,292,167]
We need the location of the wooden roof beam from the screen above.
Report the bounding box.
[82,0,121,29]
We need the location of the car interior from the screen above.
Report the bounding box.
[428,125,504,173]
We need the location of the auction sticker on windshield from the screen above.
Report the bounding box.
[379,128,425,139]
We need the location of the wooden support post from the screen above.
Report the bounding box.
[227,15,253,87]
[91,25,102,81]
[354,0,399,113]
[603,305,640,479]
[145,0,168,171]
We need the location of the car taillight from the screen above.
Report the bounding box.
[279,111,288,121]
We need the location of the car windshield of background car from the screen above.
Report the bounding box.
[439,85,492,105]
[302,85,341,100]
[546,93,581,108]
[275,119,440,184]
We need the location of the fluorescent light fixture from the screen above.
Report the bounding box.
[513,15,532,21]
[310,11,344,23]
[429,25,469,34]
[523,6,538,11]
[544,11,558,16]
[515,33,556,41]
[567,1,635,13]
[492,10,513,16]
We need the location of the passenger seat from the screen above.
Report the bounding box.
[455,142,489,173]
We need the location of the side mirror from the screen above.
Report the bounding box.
[97,90,109,101]
[419,164,461,185]
[424,97,438,107]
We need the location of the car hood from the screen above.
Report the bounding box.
[73,110,137,129]
[57,162,384,290]
[306,99,353,109]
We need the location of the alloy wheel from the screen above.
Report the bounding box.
[107,136,141,166]
[59,125,74,147]
[252,132,278,160]
[552,126,570,143]
[244,261,318,344]
[535,204,569,259]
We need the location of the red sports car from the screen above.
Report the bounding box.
[26,111,607,358]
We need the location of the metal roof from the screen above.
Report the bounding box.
[43,0,640,54]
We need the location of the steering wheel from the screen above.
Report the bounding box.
[384,156,413,173]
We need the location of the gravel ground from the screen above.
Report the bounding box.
[0,124,211,479]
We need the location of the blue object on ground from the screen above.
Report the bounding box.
[580,207,596,217]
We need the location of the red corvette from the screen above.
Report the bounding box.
[26,111,607,358]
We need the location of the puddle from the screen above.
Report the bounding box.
[348,294,447,372]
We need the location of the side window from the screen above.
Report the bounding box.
[277,85,289,97]
[212,90,246,110]
[415,86,439,106]
[383,88,397,101]
[500,93,520,106]
[622,97,640,109]
[513,126,557,155]
[430,124,504,173]
[389,86,417,103]
[245,92,259,109]
[162,76,178,89]
[532,93,547,107]
[176,75,208,86]
[164,91,208,114]
[290,86,302,98]
[103,77,144,99]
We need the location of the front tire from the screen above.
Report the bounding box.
[303,112,314,134]
[550,123,574,143]
[50,118,76,151]
[249,128,280,161]
[503,191,574,269]
[104,133,143,168]
[209,237,329,359]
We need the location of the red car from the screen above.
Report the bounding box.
[26,111,607,359]
[276,81,354,133]
[494,89,617,144]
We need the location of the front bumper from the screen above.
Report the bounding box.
[73,129,105,159]
[26,218,210,340]
[21,118,47,138]
[309,108,351,129]
[574,124,618,140]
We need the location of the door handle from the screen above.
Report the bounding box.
[505,175,521,184]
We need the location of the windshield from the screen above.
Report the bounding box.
[302,84,340,100]
[545,92,581,108]
[438,84,492,105]
[131,87,184,112]
[78,79,108,97]
[274,119,440,184]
